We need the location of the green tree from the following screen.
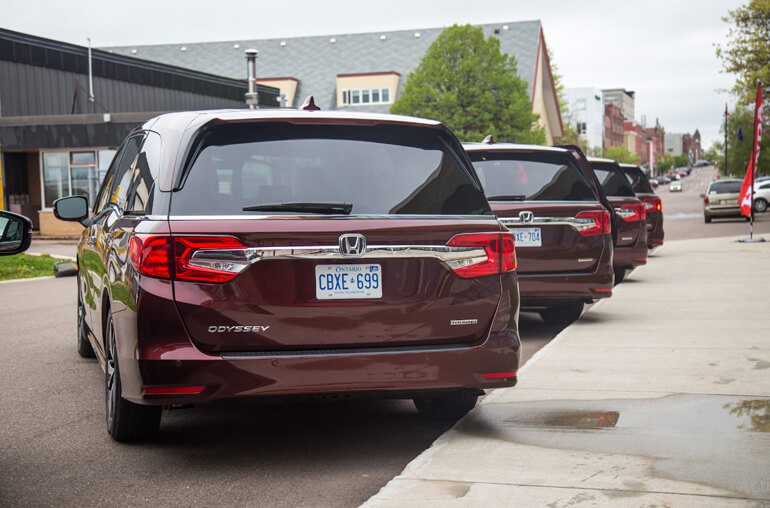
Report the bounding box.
[722,104,770,176]
[604,145,639,164]
[391,24,545,144]
[716,0,770,103]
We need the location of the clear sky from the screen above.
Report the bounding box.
[3,0,746,148]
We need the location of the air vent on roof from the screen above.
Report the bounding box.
[131,49,137,54]
[503,25,509,32]
[181,46,187,52]
[280,41,286,47]
[300,96,321,111]
[234,44,240,49]
[493,29,500,34]
[482,135,496,144]
[414,32,421,38]
[330,38,336,44]
[380,35,387,41]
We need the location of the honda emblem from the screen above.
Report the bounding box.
[519,211,534,223]
[339,233,367,257]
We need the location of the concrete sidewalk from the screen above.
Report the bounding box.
[364,235,770,507]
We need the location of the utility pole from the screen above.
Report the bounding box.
[724,103,728,176]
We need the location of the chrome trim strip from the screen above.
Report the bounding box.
[220,343,472,359]
[577,258,595,263]
[500,216,597,232]
[188,244,488,272]
[167,214,492,221]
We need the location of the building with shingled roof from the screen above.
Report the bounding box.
[105,20,564,144]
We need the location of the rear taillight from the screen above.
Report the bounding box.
[643,197,662,213]
[574,210,611,236]
[704,196,710,205]
[174,236,247,283]
[445,232,517,278]
[129,234,247,283]
[129,235,172,279]
[616,203,646,222]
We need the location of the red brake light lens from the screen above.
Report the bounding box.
[619,203,646,222]
[129,235,247,283]
[129,235,172,279]
[174,236,246,283]
[643,197,662,213]
[574,210,611,236]
[445,232,517,278]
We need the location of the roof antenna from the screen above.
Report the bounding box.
[482,135,495,144]
[300,96,321,111]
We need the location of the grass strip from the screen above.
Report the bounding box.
[0,253,57,281]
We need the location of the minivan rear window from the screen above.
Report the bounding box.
[709,181,742,194]
[171,123,490,216]
[469,151,596,202]
[590,162,636,197]
[622,166,655,194]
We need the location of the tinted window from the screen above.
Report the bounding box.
[171,123,490,216]
[469,151,596,201]
[622,166,654,193]
[591,162,636,197]
[709,181,742,194]
[103,134,143,213]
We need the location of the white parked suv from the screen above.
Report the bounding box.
[754,181,770,213]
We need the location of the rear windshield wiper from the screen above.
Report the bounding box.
[242,202,353,215]
[486,194,527,201]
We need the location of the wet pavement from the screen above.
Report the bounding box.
[364,235,770,507]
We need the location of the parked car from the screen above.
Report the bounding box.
[0,210,32,255]
[619,163,664,250]
[464,141,613,325]
[649,179,659,189]
[53,105,521,441]
[702,178,746,223]
[670,180,683,192]
[587,158,648,283]
[753,181,770,212]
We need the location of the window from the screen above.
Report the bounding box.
[340,87,393,106]
[42,149,116,209]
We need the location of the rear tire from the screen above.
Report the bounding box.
[755,199,768,213]
[614,268,626,284]
[105,313,161,442]
[77,280,95,359]
[538,302,584,326]
[704,214,711,223]
[413,390,478,420]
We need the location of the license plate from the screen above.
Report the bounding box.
[315,264,382,299]
[511,227,542,247]
[722,199,738,205]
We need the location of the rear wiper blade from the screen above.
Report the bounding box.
[242,202,353,215]
[486,194,527,201]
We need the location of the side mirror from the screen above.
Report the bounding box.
[54,196,92,227]
[0,210,32,256]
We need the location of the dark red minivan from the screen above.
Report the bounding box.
[618,163,664,250]
[587,158,648,283]
[464,142,613,324]
[54,107,520,441]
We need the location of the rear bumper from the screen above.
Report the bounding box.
[646,214,664,249]
[613,242,648,269]
[116,279,521,406]
[705,206,742,217]
[518,270,613,308]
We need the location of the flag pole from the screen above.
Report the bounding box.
[724,103,728,176]
[739,82,764,243]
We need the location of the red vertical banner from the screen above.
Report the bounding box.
[740,84,764,217]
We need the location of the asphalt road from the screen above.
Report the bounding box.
[5,165,766,507]
[0,259,560,508]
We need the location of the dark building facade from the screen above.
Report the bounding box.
[0,28,278,235]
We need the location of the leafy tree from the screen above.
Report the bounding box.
[391,24,545,144]
[704,142,724,167]
[721,104,770,176]
[604,145,639,164]
[716,0,770,104]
